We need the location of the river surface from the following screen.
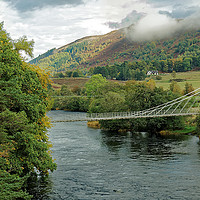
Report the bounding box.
[30,110,200,199]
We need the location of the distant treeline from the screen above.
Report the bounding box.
[89,54,200,81]
[53,69,84,78]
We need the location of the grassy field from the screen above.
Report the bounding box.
[154,71,200,90]
[51,71,200,91]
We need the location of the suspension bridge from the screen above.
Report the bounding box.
[51,88,200,123]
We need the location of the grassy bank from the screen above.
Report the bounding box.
[160,126,196,136]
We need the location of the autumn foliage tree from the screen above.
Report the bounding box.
[0,22,56,199]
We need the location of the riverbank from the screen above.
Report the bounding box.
[160,126,197,136]
[87,120,198,136]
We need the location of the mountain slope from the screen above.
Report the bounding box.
[30,27,200,73]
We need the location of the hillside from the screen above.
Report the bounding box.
[30,26,200,74]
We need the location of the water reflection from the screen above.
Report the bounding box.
[100,131,128,152]
[100,131,190,161]
[27,173,53,200]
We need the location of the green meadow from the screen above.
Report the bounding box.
[154,71,200,90]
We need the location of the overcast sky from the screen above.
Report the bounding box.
[1,0,200,58]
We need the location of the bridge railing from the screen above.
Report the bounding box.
[86,95,200,121]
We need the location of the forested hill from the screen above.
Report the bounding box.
[30,26,200,74]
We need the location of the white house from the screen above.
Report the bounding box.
[147,70,159,76]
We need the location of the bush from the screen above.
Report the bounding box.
[170,79,186,82]
[52,96,89,112]
[156,75,162,80]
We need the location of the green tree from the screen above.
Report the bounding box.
[60,85,73,96]
[72,71,79,77]
[160,60,168,72]
[0,23,56,199]
[13,36,34,59]
[65,70,73,77]
[85,74,107,97]
[170,81,182,94]
[184,82,194,95]
[0,170,31,200]
[56,72,65,78]
[89,91,127,113]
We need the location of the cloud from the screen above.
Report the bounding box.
[106,10,145,29]
[126,12,200,42]
[126,14,178,41]
[2,0,200,59]
[3,0,84,12]
[0,0,113,58]
[159,5,200,19]
[147,0,192,8]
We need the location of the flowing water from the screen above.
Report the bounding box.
[30,110,200,200]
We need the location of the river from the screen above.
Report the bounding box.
[29,110,200,200]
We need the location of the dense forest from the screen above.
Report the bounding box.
[0,23,56,199]
[89,53,200,81]
[30,27,200,76]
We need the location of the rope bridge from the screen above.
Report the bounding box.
[51,88,200,123]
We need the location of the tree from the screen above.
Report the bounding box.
[93,66,109,78]
[0,23,56,199]
[171,70,176,79]
[57,72,65,78]
[170,81,182,94]
[156,75,162,80]
[89,91,127,113]
[107,65,118,79]
[132,68,146,81]
[13,36,34,59]
[85,74,107,97]
[72,71,79,77]
[71,85,82,95]
[160,60,168,72]
[0,170,32,200]
[65,70,73,77]
[60,85,73,96]
[147,79,156,90]
[184,82,194,95]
